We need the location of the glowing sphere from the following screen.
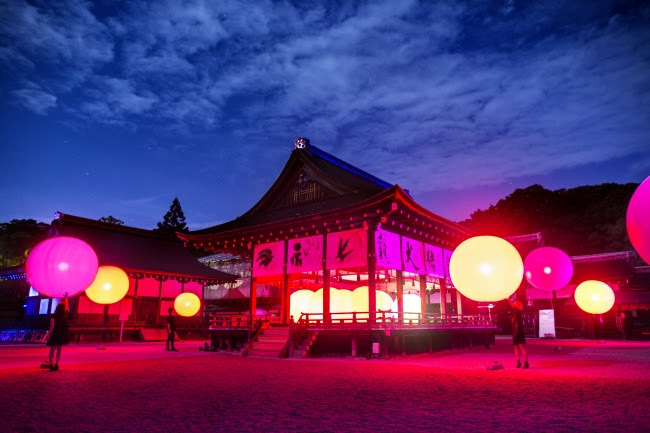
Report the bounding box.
[574,280,615,314]
[84,266,129,304]
[331,288,353,320]
[398,293,422,322]
[25,236,99,298]
[627,177,650,265]
[308,288,324,316]
[449,236,523,302]
[524,247,573,292]
[290,289,314,321]
[174,292,201,317]
[351,286,394,319]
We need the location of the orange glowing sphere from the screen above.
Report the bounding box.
[574,280,615,314]
[84,265,129,304]
[308,288,325,316]
[330,288,353,320]
[174,292,201,317]
[351,286,394,319]
[290,289,314,321]
[449,236,523,302]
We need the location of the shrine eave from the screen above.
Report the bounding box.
[178,185,475,254]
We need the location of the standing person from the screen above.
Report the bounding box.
[46,299,69,371]
[166,308,177,351]
[508,299,528,369]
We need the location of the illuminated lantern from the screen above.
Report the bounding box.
[85,266,129,304]
[174,292,201,317]
[290,289,314,321]
[524,247,573,291]
[351,286,394,319]
[330,288,353,320]
[627,177,650,265]
[574,280,615,314]
[449,236,523,302]
[25,236,98,298]
[402,293,422,322]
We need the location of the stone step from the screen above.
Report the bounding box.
[248,349,283,358]
[263,329,290,336]
[252,341,286,350]
[257,336,288,342]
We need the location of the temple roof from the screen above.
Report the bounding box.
[189,141,392,235]
[52,213,237,283]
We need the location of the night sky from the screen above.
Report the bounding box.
[1,0,648,230]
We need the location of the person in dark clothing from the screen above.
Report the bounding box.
[166,308,177,351]
[46,300,69,371]
[508,299,528,369]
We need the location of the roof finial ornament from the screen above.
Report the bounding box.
[294,137,309,149]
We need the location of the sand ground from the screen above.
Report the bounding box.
[1,337,649,433]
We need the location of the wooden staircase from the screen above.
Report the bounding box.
[244,326,289,358]
[290,331,318,359]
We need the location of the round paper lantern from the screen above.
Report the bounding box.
[401,293,422,322]
[331,288,353,320]
[290,289,314,321]
[574,280,615,314]
[308,288,324,317]
[449,236,523,302]
[84,266,129,304]
[524,247,573,291]
[351,286,394,319]
[627,176,650,265]
[25,236,99,298]
[174,292,201,317]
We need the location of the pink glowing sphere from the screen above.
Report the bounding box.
[449,236,523,302]
[174,292,201,317]
[25,236,99,298]
[574,280,615,315]
[627,177,650,265]
[85,266,129,305]
[524,247,573,292]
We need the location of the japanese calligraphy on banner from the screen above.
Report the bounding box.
[375,229,401,270]
[443,248,453,280]
[326,229,367,269]
[424,244,445,278]
[253,241,285,277]
[402,236,424,274]
[287,235,323,273]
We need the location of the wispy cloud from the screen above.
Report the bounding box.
[1,0,648,193]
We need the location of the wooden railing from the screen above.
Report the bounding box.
[208,314,278,332]
[295,311,494,327]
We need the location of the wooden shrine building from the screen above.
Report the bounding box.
[179,138,495,357]
[24,213,237,342]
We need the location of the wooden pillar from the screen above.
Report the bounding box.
[367,223,377,325]
[351,335,357,357]
[156,278,163,326]
[396,270,404,322]
[439,279,447,317]
[322,232,330,323]
[282,241,290,324]
[249,276,257,318]
[456,290,463,315]
[419,274,427,320]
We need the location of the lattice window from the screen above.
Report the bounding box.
[278,173,337,208]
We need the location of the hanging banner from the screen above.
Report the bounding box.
[375,229,401,270]
[402,236,424,274]
[253,241,285,277]
[443,248,453,281]
[287,235,323,273]
[424,244,445,278]
[326,229,367,270]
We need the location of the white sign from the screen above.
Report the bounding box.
[538,309,556,339]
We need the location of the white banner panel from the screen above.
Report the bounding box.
[402,236,424,274]
[424,244,445,278]
[375,229,401,270]
[287,235,323,273]
[326,229,367,269]
[539,309,556,338]
[443,248,453,280]
[253,241,285,277]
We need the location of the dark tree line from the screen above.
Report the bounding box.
[459,183,639,256]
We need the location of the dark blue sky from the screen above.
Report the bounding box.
[1,0,649,230]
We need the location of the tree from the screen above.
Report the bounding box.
[98,216,124,225]
[155,197,188,234]
[0,219,50,268]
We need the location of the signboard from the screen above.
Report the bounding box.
[538,309,556,339]
[287,235,324,273]
[375,229,401,270]
[402,236,424,274]
[442,248,453,280]
[424,244,445,278]
[326,229,367,270]
[253,241,285,277]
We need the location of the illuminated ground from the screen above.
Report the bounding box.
[1,337,649,433]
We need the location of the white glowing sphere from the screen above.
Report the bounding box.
[351,286,394,320]
[290,289,314,321]
[331,288,353,320]
[393,293,422,323]
[308,288,324,316]
[574,280,615,315]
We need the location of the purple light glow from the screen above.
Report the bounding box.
[524,247,573,292]
[626,176,650,265]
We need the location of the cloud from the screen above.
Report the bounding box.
[11,84,57,114]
